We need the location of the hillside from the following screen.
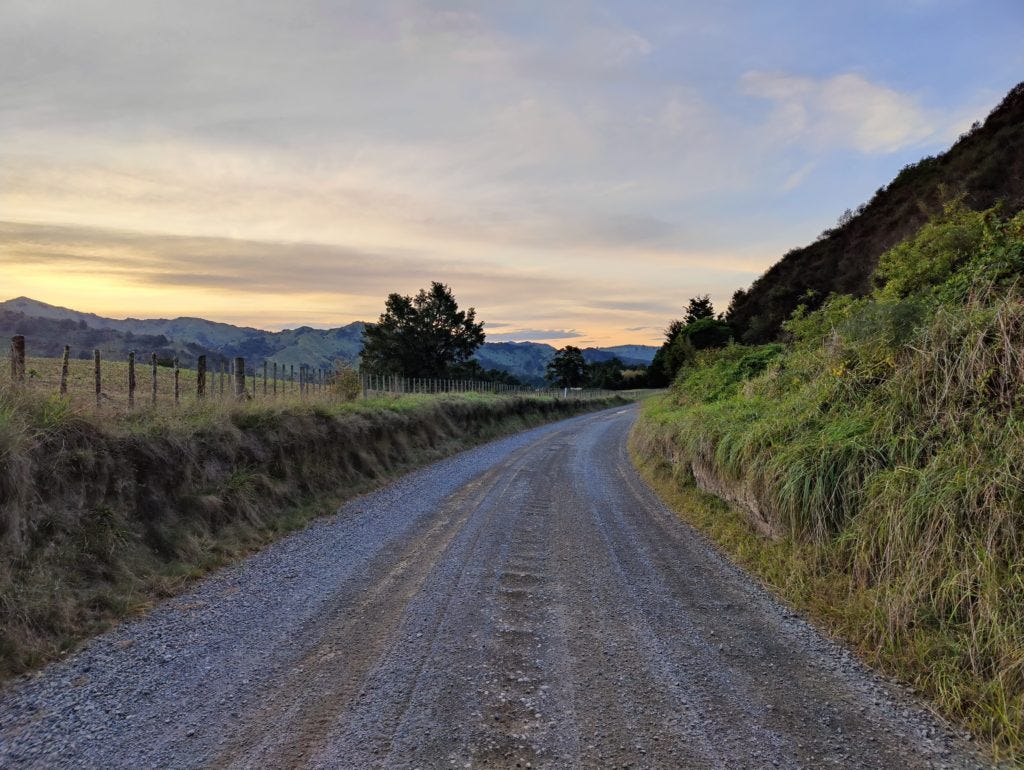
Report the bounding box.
[727,81,1024,343]
[635,205,1024,759]
[0,298,656,383]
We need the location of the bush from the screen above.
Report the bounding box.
[638,207,1024,759]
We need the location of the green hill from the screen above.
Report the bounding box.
[636,201,1024,761]
[727,81,1024,343]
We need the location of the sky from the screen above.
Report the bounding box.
[2,1,1022,347]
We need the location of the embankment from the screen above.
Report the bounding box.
[0,392,622,680]
[631,208,1024,762]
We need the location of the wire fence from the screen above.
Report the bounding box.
[2,335,637,412]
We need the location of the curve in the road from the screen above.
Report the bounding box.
[0,405,986,769]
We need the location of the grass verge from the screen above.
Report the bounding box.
[0,388,623,683]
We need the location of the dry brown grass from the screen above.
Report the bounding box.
[0,385,623,682]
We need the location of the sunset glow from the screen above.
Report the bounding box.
[2,1,1021,345]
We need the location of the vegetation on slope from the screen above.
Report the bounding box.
[0,390,622,681]
[727,81,1024,343]
[633,204,1024,760]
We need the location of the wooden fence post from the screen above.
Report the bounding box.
[234,357,245,398]
[174,357,180,405]
[94,349,101,407]
[263,361,268,396]
[151,352,158,407]
[60,345,70,396]
[128,351,136,409]
[9,335,25,388]
[197,355,206,399]
[290,365,295,392]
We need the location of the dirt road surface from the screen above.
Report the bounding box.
[0,405,987,768]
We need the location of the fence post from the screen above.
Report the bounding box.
[263,361,268,396]
[9,335,25,388]
[197,355,206,399]
[151,352,158,407]
[60,344,70,396]
[94,349,102,407]
[251,367,256,399]
[174,357,180,405]
[234,357,245,398]
[128,351,136,409]
[290,365,295,392]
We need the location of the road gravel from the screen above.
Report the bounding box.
[0,404,989,768]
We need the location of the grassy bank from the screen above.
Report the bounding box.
[0,389,623,681]
[632,205,1024,762]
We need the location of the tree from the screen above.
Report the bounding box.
[546,346,588,388]
[684,294,715,324]
[361,282,485,377]
[681,317,732,350]
[650,294,731,385]
[586,357,625,389]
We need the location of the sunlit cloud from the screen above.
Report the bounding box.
[0,1,1018,346]
[741,71,939,153]
[486,329,584,342]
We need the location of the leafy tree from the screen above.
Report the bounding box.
[684,295,715,324]
[546,345,588,388]
[650,294,732,384]
[681,318,732,350]
[586,357,625,389]
[361,282,485,377]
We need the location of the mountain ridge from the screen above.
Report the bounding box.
[0,297,656,384]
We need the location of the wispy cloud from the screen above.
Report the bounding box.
[485,329,584,342]
[741,71,938,153]
[0,1,1017,344]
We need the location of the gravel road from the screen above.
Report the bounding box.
[0,404,988,768]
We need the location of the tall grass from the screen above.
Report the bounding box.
[0,386,623,681]
[633,206,1024,760]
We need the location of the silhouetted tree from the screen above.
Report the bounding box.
[361,282,485,377]
[684,294,715,324]
[546,346,588,388]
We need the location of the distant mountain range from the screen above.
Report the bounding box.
[0,297,656,384]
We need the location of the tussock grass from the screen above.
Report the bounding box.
[633,207,1024,761]
[0,387,622,681]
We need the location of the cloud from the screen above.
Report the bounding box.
[485,329,584,342]
[0,219,574,303]
[780,162,817,192]
[741,71,937,153]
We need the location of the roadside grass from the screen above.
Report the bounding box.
[0,355,304,412]
[631,208,1024,762]
[633,388,1022,763]
[0,385,624,682]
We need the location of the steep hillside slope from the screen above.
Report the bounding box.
[635,206,1024,759]
[728,81,1024,343]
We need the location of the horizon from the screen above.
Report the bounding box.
[0,294,657,349]
[2,2,1022,346]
